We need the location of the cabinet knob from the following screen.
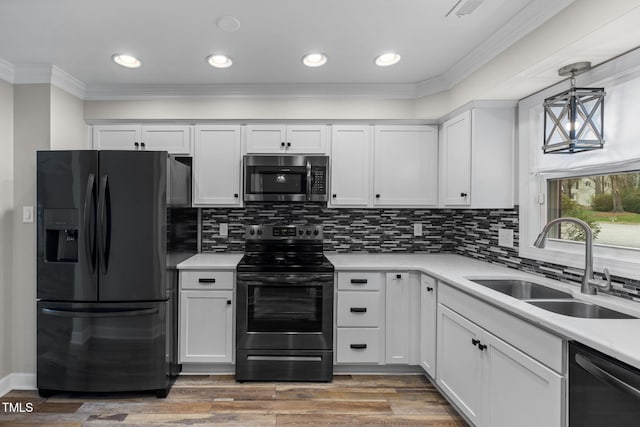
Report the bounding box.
[460,192,468,198]
[134,142,139,147]
[426,286,434,292]
[396,274,402,279]
[332,194,337,198]
[375,194,380,198]
[227,300,232,305]
[140,142,145,148]
[287,142,291,147]
[234,193,239,198]
[471,338,480,347]
[478,343,487,351]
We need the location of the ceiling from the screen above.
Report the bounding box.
[1,0,638,102]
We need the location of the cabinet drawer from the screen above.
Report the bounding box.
[336,328,381,364]
[180,271,234,290]
[337,292,381,327]
[337,272,382,291]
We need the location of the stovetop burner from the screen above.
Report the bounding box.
[237,225,334,273]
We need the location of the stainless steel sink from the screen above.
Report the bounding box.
[471,279,573,300]
[527,300,636,319]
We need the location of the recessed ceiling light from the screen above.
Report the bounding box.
[207,54,233,69]
[112,54,141,68]
[375,52,401,67]
[302,52,328,68]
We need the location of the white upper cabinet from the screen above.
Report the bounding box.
[329,125,371,207]
[373,125,438,207]
[245,124,327,153]
[192,125,242,206]
[92,124,192,155]
[440,106,515,208]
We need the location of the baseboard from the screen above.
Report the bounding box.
[0,373,37,397]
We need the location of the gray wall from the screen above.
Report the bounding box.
[0,79,14,380]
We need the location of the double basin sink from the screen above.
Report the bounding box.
[470,279,636,319]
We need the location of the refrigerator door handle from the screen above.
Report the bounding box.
[41,307,159,318]
[98,174,111,273]
[83,173,96,273]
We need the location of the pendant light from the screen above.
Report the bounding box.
[543,62,605,154]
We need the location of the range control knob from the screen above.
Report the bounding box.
[306,229,311,236]
[298,229,304,236]
[249,229,255,236]
[313,229,319,236]
[257,229,263,236]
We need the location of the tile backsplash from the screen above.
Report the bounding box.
[200,203,640,299]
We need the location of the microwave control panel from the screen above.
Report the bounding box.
[312,167,326,194]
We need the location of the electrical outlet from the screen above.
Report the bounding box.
[219,223,228,237]
[414,223,423,237]
[498,228,514,248]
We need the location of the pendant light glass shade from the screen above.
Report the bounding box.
[543,62,605,154]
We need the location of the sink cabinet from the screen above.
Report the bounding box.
[437,282,564,427]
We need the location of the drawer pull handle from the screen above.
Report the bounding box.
[198,278,216,283]
[350,307,367,313]
[396,274,402,279]
[350,344,367,350]
[350,279,368,284]
[471,338,480,347]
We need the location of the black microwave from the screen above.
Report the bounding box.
[243,155,329,202]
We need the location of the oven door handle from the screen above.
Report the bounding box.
[576,353,640,400]
[306,160,312,201]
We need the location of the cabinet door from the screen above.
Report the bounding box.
[286,125,327,153]
[193,125,242,206]
[330,125,371,206]
[373,126,438,206]
[179,290,233,363]
[245,124,287,153]
[437,304,483,426]
[420,275,437,377]
[92,125,141,150]
[441,110,471,206]
[385,272,411,364]
[484,334,563,427]
[142,125,192,155]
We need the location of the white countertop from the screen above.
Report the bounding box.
[178,252,640,369]
[177,253,243,270]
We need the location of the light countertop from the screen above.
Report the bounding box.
[178,252,640,370]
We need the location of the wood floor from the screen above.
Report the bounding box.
[0,374,467,426]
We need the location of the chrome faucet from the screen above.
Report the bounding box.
[533,217,611,295]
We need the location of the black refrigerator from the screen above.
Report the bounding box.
[36,150,197,398]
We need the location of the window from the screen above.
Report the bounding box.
[547,171,640,249]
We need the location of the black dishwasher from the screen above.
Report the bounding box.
[569,342,640,427]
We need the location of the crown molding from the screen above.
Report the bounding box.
[415,0,576,98]
[0,58,14,84]
[50,65,86,99]
[12,63,52,84]
[83,83,419,100]
[9,63,86,99]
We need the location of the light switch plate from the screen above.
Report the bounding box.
[498,228,514,248]
[413,223,423,237]
[22,206,34,223]
[219,223,228,237]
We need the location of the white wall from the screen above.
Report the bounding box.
[12,84,50,375]
[0,79,14,381]
[84,97,418,121]
[51,85,88,149]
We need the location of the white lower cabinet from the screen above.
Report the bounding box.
[419,274,437,377]
[437,283,564,427]
[385,272,412,364]
[179,270,234,364]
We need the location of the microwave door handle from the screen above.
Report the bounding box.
[306,161,312,201]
